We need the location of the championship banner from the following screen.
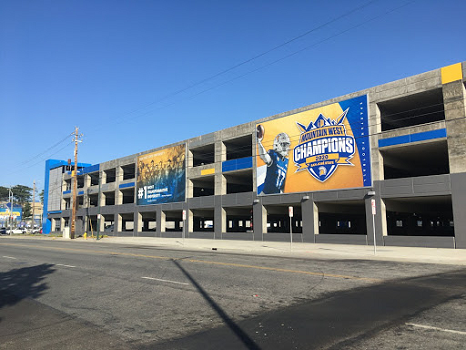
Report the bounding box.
[136,144,186,205]
[256,95,371,195]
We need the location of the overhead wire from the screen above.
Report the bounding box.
[9,133,73,170]
[14,0,417,187]
[41,106,459,197]
[106,0,416,128]
[88,0,386,131]
[29,97,446,191]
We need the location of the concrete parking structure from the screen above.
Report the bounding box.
[43,62,466,249]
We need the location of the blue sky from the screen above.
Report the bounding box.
[1,0,465,193]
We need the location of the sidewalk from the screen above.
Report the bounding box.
[11,234,464,266]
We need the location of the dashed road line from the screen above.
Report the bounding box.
[55,263,77,268]
[0,242,382,282]
[141,276,189,285]
[407,323,466,335]
[3,255,17,259]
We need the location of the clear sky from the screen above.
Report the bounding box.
[1,0,465,194]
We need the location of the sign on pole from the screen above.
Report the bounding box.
[371,198,376,254]
[182,210,186,244]
[288,206,293,250]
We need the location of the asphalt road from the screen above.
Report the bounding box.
[0,238,465,349]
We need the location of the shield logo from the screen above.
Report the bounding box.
[293,109,355,183]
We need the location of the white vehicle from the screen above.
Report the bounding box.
[10,228,25,234]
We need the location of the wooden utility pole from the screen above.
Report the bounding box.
[32,180,36,229]
[70,127,82,239]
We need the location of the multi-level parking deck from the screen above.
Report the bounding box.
[44,62,466,248]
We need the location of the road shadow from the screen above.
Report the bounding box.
[0,264,55,318]
[170,259,261,350]
[153,267,466,350]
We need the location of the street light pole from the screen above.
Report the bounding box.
[9,188,13,234]
[32,180,36,230]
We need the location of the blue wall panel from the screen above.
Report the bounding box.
[222,157,253,173]
[378,129,447,148]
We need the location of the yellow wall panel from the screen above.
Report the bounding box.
[201,168,215,176]
[441,63,463,84]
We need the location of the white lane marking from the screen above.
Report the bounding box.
[55,263,76,268]
[407,323,466,335]
[141,276,189,286]
[3,256,17,259]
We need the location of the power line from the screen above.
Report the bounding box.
[41,111,459,197]
[10,133,73,170]
[90,0,386,130]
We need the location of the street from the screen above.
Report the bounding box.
[0,238,465,349]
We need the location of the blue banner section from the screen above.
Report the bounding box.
[338,95,372,187]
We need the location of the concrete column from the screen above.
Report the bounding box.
[215,174,227,196]
[98,214,105,233]
[215,141,227,162]
[214,207,226,239]
[117,166,124,183]
[136,212,143,234]
[84,174,91,188]
[380,199,387,237]
[116,190,123,205]
[160,210,166,234]
[215,141,227,195]
[101,170,107,184]
[187,179,193,198]
[116,214,122,232]
[188,210,193,233]
[51,218,56,232]
[451,173,466,248]
[313,202,319,237]
[187,150,193,168]
[443,81,466,173]
[253,203,267,241]
[301,198,316,243]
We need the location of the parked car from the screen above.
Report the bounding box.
[32,227,42,234]
[0,227,7,235]
[10,228,24,234]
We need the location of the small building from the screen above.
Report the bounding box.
[43,62,466,249]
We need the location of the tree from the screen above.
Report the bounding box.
[39,189,44,205]
[11,185,32,205]
[23,202,32,218]
[0,186,9,202]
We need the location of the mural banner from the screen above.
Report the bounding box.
[0,206,22,225]
[256,95,371,195]
[136,144,186,205]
